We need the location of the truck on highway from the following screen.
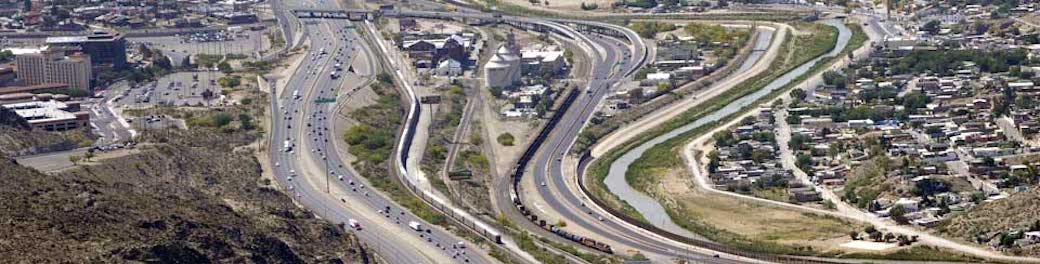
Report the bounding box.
[330,71,340,79]
[348,219,361,230]
[334,63,342,70]
[408,221,422,232]
[292,89,300,99]
[283,140,292,152]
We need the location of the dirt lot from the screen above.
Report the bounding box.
[663,142,861,253]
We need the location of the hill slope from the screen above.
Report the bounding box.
[939,187,1040,256]
[0,129,372,263]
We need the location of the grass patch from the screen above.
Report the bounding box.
[837,246,984,262]
[497,132,515,146]
[195,54,224,68]
[420,85,466,195]
[344,78,446,226]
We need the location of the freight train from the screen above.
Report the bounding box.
[513,198,613,254]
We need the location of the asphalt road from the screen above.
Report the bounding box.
[88,81,136,146]
[268,1,495,263]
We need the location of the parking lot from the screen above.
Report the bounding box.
[130,29,268,64]
[116,71,225,107]
[129,115,186,131]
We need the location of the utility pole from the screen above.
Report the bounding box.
[885,0,891,21]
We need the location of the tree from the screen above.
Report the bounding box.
[822,70,848,90]
[217,61,233,74]
[0,50,13,63]
[212,113,234,127]
[707,151,720,173]
[180,56,193,69]
[580,2,599,10]
[154,55,172,71]
[869,230,883,242]
[884,232,896,242]
[897,234,911,246]
[849,231,859,240]
[377,72,394,84]
[139,45,153,59]
[890,204,910,225]
[497,133,515,146]
[201,89,214,99]
[796,154,813,172]
[239,114,255,130]
[68,155,81,165]
[922,20,941,35]
[218,76,241,89]
[790,88,807,101]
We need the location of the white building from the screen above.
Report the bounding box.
[434,59,462,76]
[484,45,520,89]
[520,49,565,75]
[893,198,920,212]
[15,48,92,92]
[645,72,671,85]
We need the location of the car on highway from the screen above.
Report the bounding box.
[408,221,423,232]
[348,219,362,230]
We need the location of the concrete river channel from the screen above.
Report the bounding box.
[603,19,853,238]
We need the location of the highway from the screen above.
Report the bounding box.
[266,0,495,263]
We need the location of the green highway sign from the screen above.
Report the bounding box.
[314,97,336,104]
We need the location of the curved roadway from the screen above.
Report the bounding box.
[520,26,772,263]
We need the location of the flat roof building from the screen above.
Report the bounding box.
[2,100,88,131]
[46,30,128,70]
[15,48,92,92]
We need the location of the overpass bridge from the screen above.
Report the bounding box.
[290,9,371,20]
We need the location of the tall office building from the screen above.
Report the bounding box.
[15,49,92,92]
[45,31,127,70]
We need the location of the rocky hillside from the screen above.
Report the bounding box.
[0,126,94,156]
[0,128,373,263]
[939,187,1040,256]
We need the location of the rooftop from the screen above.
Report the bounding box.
[2,100,78,124]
